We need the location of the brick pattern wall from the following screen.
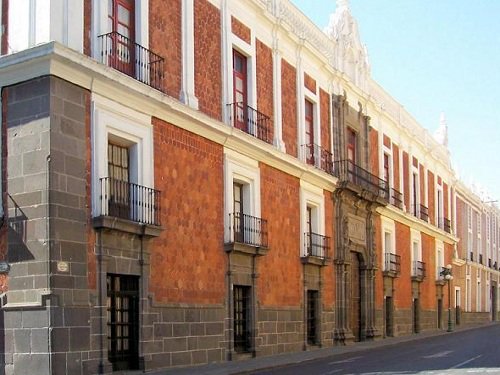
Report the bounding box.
[421,233,436,309]
[83,0,91,56]
[394,222,411,309]
[258,164,301,306]
[369,127,379,176]
[152,117,225,305]
[320,89,330,152]
[150,0,182,99]
[281,59,297,157]
[231,16,251,44]
[256,39,274,141]
[304,72,316,93]
[392,144,400,191]
[383,134,391,148]
[456,196,466,258]
[194,0,222,121]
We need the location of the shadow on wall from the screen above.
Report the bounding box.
[7,193,34,262]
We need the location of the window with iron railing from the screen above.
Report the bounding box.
[332,160,389,200]
[411,260,426,279]
[228,212,268,248]
[304,232,330,259]
[302,143,333,174]
[384,253,401,275]
[226,102,273,144]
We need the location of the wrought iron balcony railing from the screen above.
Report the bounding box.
[412,260,426,279]
[384,253,401,275]
[412,203,429,222]
[390,188,403,209]
[438,217,451,233]
[301,143,333,174]
[227,102,272,144]
[304,232,330,259]
[98,31,164,91]
[98,177,161,226]
[228,212,268,248]
[333,160,389,200]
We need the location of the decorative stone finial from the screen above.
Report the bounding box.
[434,112,449,147]
[337,0,350,9]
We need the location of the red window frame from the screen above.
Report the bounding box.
[108,0,136,76]
[305,99,314,165]
[233,50,248,131]
[347,128,356,164]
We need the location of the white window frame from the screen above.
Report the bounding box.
[301,92,321,166]
[91,94,153,218]
[223,149,261,244]
[435,240,444,280]
[91,0,149,58]
[436,180,444,228]
[410,165,420,216]
[381,217,396,271]
[379,136,392,188]
[300,181,325,257]
[410,229,422,276]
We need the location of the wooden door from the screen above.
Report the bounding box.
[233,50,248,131]
[108,0,135,76]
[350,252,361,341]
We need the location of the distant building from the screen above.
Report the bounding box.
[0,0,497,374]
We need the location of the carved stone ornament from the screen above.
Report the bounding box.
[347,214,366,245]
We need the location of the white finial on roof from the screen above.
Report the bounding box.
[434,112,449,148]
[337,0,350,9]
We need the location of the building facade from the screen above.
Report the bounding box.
[0,0,497,374]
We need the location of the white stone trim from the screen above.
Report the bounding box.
[272,30,285,151]
[435,239,444,279]
[91,93,153,217]
[223,149,261,243]
[300,180,325,257]
[410,228,422,268]
[180,0,198,109]
[381,217,396,270]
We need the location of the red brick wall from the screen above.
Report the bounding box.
[256,39,274,141]
[320,89,330,153]
[281,59,297,157]
[194,0,222,121]
[150,0,182,99]
[1,0,8,55]
[403,152,409,210]
[151,118,225,304]
[428,171,435,225]
[421,233,436,309]
[392,144,400,191]
[83,0,91,56]
[383,134,391,148]
[304,72,316,93]
[456,196,465,258]
[369,127,379,176]
[324,191,334,306]
[394,222,411,309]
[258,164,301,306]
[231,16,251,44]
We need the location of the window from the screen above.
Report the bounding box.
[300,182,326,259]
[307,290,319,345]
[92,95,154,223]
[437,186,444,227]
[467,205,473,259]
[436,241,444,280]
[224,150,263,247]
[232,50,248,132]
[347,128,356,163]
[411,229,423,278]
[107,274,139,371]
[477,212,482,257]
[383,153,390,186]
[233,285,251,353]
[304,99,315,165]
[107,0,136,76]
[466,277,471,312]
[412,171,419,217]
[382,218,398,273]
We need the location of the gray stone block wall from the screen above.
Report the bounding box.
[257,308,304,357]
[3,76,91,375]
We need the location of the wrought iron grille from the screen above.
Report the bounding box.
[384,253,401,275]
[412,260,426,278]
[304,232,330,259]
[301,143,334,174]
[98,177,161,226]
[98,31,164,91]
[229,212,268,248]
[307,290,319,345]
[227,102,273,144]
[390,188,403,209]
[333,160,389,200]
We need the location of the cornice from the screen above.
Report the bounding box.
[0,42,338,193]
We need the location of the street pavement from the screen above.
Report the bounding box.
[148,323,500,375]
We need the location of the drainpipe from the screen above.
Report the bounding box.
[46,154,53,375]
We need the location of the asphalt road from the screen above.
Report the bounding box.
[252,324,500,375]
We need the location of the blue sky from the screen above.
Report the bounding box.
[292,0,500,201]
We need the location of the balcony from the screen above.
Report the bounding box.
[411,260,426,282]
[302,232,330,266]
[302,143,333,174]
[383,253,401,277]
[227,102,273,144]
[438,217,451,234]
[411,203,429,222]
[225,212,268,255]
[94,177,162,236]
[389,188,403,209]
[98,32,164,91]
[333,160,389,201]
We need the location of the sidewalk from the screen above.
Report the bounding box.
[145,323,497,375]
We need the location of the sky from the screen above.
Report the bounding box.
[292,0,500,202]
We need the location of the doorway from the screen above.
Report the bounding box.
[412,298,420,333]
[385,296,394,337]
[350,252,361,341]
